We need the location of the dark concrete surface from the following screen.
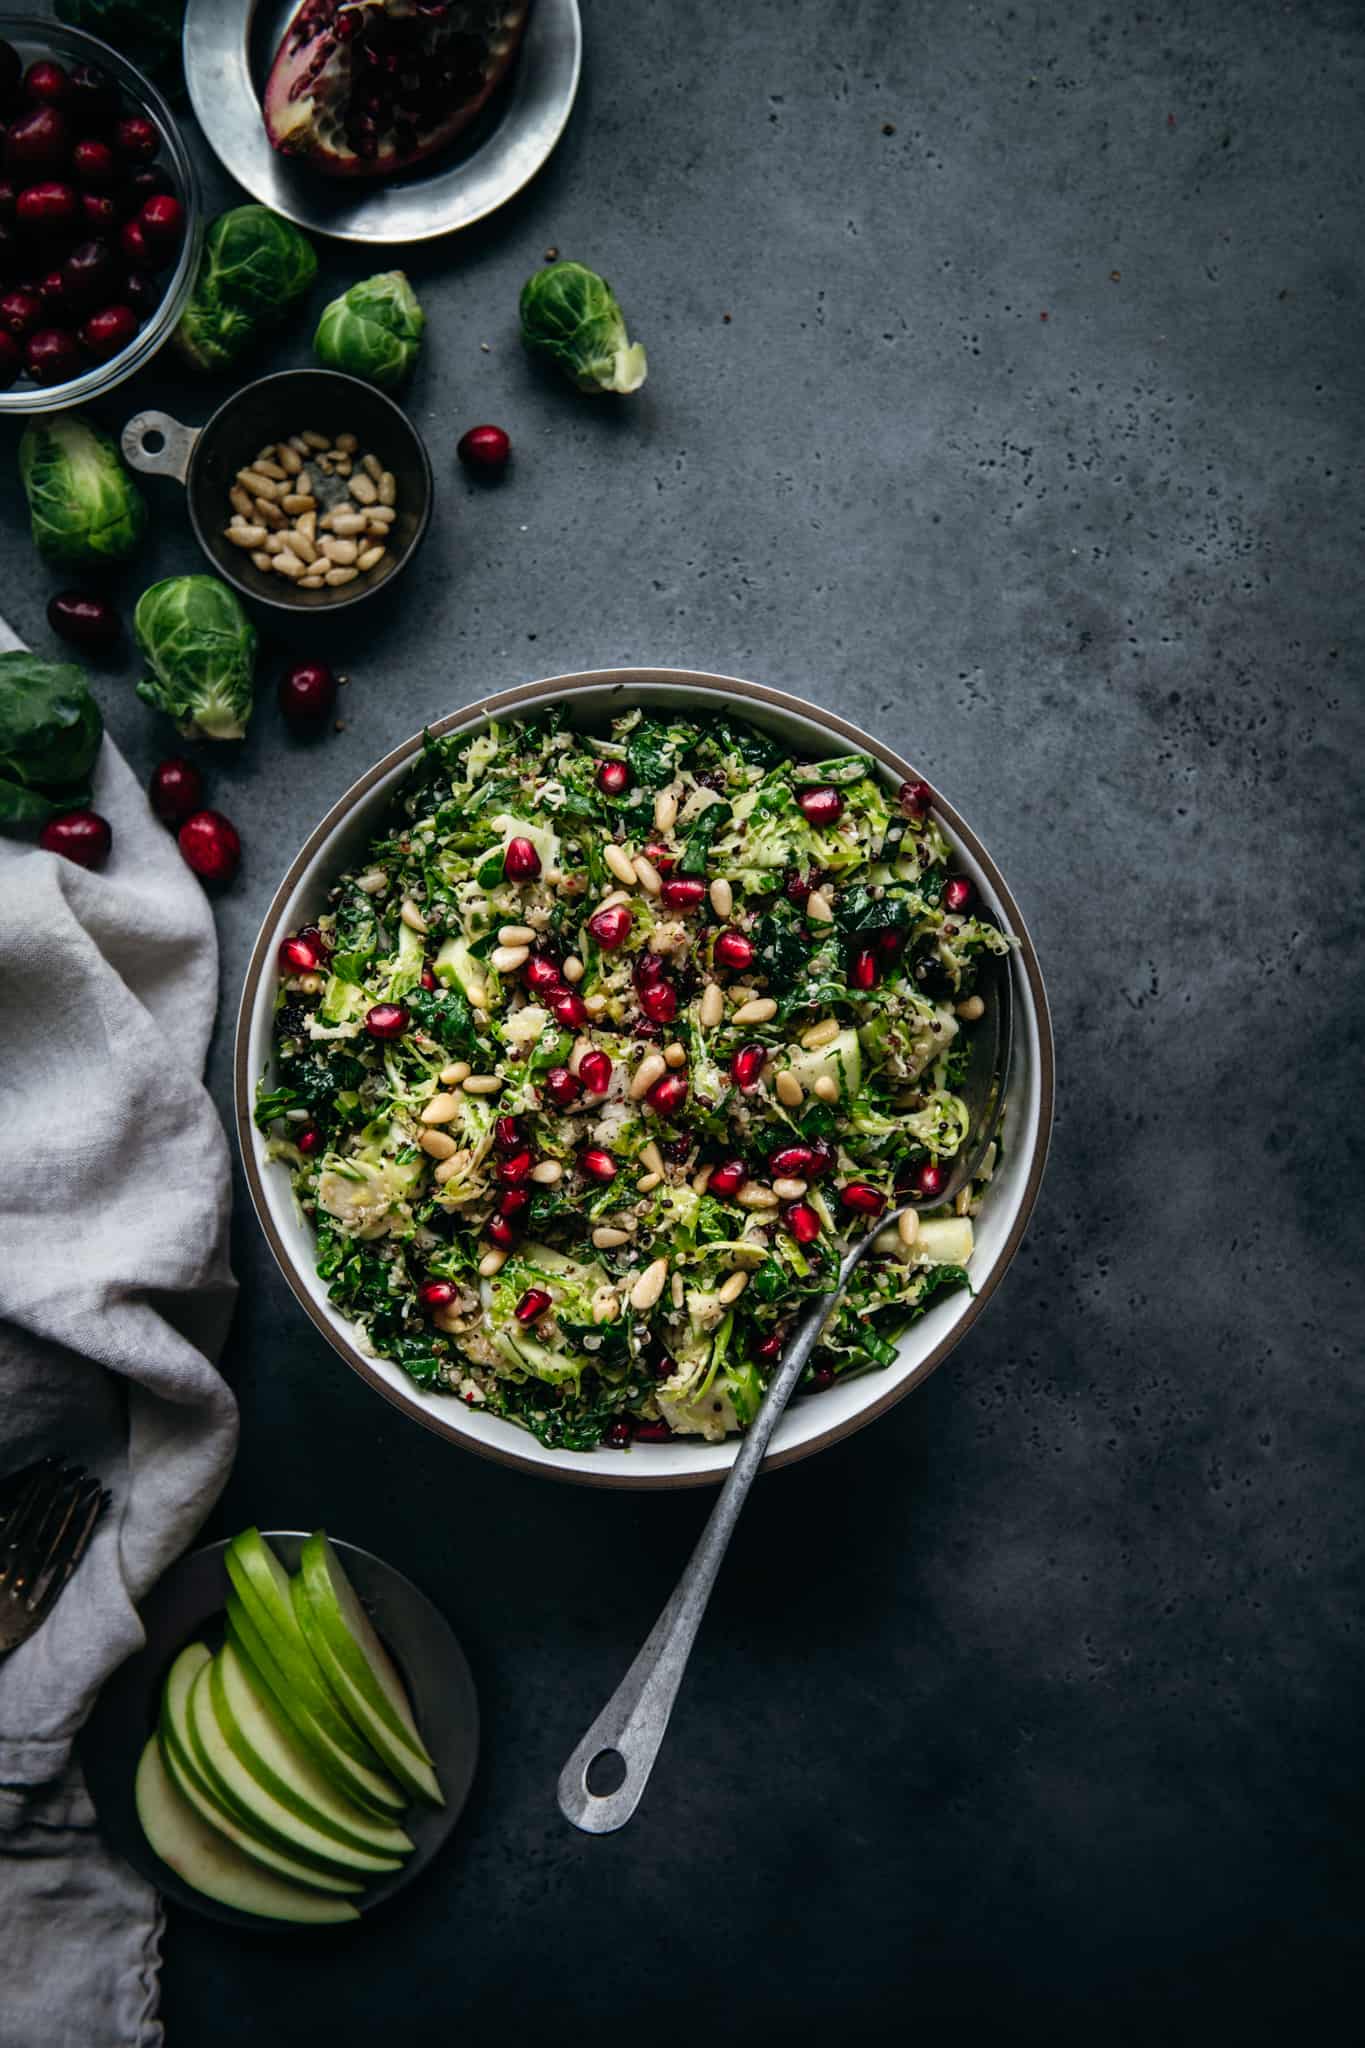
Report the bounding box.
[2,0,1362,2039]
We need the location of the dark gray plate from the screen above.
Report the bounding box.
[78,1533,478,1930]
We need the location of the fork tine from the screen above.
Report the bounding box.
[18,1471,91,1599]
[25,1481,107,1623]
[0,1460,66,1593]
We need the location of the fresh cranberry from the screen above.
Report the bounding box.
[943,876,973,913]
[646,1072,689,1116]
[79,191,117,233]
[498,1185,531,1220]
[731,1043,767,1089]
[22,61,69,108]
[62,236,119,308]
[503,835,541,881]
[16,180,77,230]
[25,325,81,383]
[578,1049,612,1094]
[785,1201,822,1244]
[125,163,174,203]
[523,951,562,994]
[912,1161,946,1201]
[147,757,202,825]
[713,929,753,971]
[122,267,158,315]
[548,987,587,1029]
[515,1287,553,1325]
[363,1001,408,1039]
[78,303,136,360]
[840,1182,886,1217]
[278,661,337,728]
[418,1279,457,1311]
[638,977,678,1024]
[633,1419,673,1443]
[596,759,629,795]
[753,1332,783,1364]
[279,929,327,973]
[0,330,19,387]
[71,138,115,189]
[810,1365,836,1391]
[797,787,844,826]
[39,807,110,869]
[579,1147,616,1182]
[707,1158,747,1199]
[898,779,933,817]
[118,217,152,268]
[456,423,510,475]
[660,877,705,911]
[0,285,40,334]
[66,63,118,129]
[297,1126,322,1156]
[542,1065,581,1108]
[768,1143,816,1180]
[38,267,68,314]
[113,114,158,163]
[494,1116,522,1152]
[139,192,183,253]
[5,108,69,176]
[485,1213,521,1250]
[850,947,879,991]
[497,1148,534,1184]
[419,965,436,991]
[603,1417,634,1448]
[587,903,632,949]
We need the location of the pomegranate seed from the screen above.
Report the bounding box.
[913,1161,946,1200]
[784,867,817,905]
[635,951,666,984]
[278,661,337,728]
[898,779,933,817]
[39,808,110,870]
[579,1147,617,1183]
[497,1148,534,1184]
[805,1139,834,1180]
[486,1214,520,1250]
[542,1066,582,1108]
[707,1158,748,1199]
[714,929,754,971]
[498,1186,531,1220]
[644,843,677,876]
[418,1279,457,1311]
[363,1002,408,1040]
[768,1143,817,1180]
[578,1049,612,1094]
[797,787,844,826]
[660,878,705,910]
[279,930,326,973]
[457,423,510,475]
[503,836,541,881]
[943,876,973,913]
[523,952,563,993]
[840,1182,886,1217]
[494,1115,522,1152]
[633,1418,673,1442]
[646,1072,689,1116]
[548,987,587,1029]
[297,1126,321,1156]
[875,927,904,957]
[587,903,633,949]
[810,1365,836,1391]
[603,1417,633,1448]
[785,1201,822,1244]
[731,1044,767,1089]
[178,810,240,884]
[651,1352,676,1380]
[850,948,879,991]
[638,977,678,1024]
[753,1332,783,1363]
[514,1287,553,1325]
[147,757,202,826]
[420,965,437,991]
[596,759,629,795]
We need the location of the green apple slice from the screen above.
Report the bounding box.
[291,1574,444,1808]
[225,1593,405,1818]
[186,1659,404,1878]
[136,1738,359,1925]
[297,1532,435,1764]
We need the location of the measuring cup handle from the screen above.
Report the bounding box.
[121,411,199,484]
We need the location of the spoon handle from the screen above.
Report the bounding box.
[556,1280,842,1834]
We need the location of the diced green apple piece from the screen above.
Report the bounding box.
[135,1738,359,1925]
[915,1215,974,1266]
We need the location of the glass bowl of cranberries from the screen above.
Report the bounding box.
[0,17,200,411]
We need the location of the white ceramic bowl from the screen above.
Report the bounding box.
[235,669,1054,1489]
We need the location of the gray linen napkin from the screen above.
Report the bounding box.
[0,624,238,2048]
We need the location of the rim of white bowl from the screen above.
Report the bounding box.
[235,668,1055,1490]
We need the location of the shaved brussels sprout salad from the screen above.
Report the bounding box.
[256,709,1011,1452]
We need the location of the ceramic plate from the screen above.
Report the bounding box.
[184,0,581,243]
[78,1534,478,1930]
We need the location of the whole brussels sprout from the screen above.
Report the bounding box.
[175,205,318,375]
[134,577,259,742]
[18,413,147,568]
[519,260,647,395]
[0,651,103,828]
[313,271,425,389]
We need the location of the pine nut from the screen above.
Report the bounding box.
[439,1060,470,1085]
[357,869,388,894]
[479,1248,507,1276]
[322,537,358,565]
[238,468,281,499]
[330,510,367,536]
[433,1154,465,1185]
[432,1304,462,1333]
[264,533,287,554]
[325,566,359,587]
[640,1141,665,1177]
[366,504,396,525]
[630,1257,669,1311]
[592,1288,620,1324]
[334,432,358,454]
[378,470,396,506]
[348,472,378,505]
[898,1209,920,1248]
[282,492,316,515]
[663,1041,687,1068]
[531,1160,563,1185]
[400,898,427,932]
[772,1177,808,1200]
[604,843,637,887]
[592,1226,632,1249]
[461,1073,502,1094]
[254,497,286,529]
[297,510,317,541]
[709,877,733,917]
[956,994,985,1021]
[419,1128,457,1159]
[288,436,311,455]
[225,524,267,548]
[692,1165,714,1194]
[499,924,536,946]
[732,997,777,1025]
[254,457,288,480]
[290,529,319,564]
[955,1187,972,1217]
[806,889,834,923]
[230,485,255,518]
[562,955,584,983]
[250,550,273,571]
[299,574,325,588]
[278,445,303,476]
[699,983,724,1029]
[654,788,678,832]
[775,1071,804,1107]
[583,993,608,1018]
[802,1019,840,1049]
[813,1075,839,1103]
[361,452,383,482]
[637,1171,662,1193]
[737,1183,778,1209]
[301,430,331,450]
[671,1272,686,1307]
[273,550,305,578]
[633,854,663,895]
[717,1271,749,1305]
[333,457,352,477]
[254,444,277,464]
[317,455,334,474]
[420,1093,459,1124]
[357,545,386,572]
[630,1052,667,1099]
[467,982,489,1009]
[595,889,631,914]
[490,944,529,973]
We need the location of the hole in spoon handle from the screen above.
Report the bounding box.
[120,410,197,483]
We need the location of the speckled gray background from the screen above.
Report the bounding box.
[2,0,1362,2039]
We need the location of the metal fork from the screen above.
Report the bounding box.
[0,1458,109,1655]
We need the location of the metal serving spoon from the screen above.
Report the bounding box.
[558,944,1013,1833]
